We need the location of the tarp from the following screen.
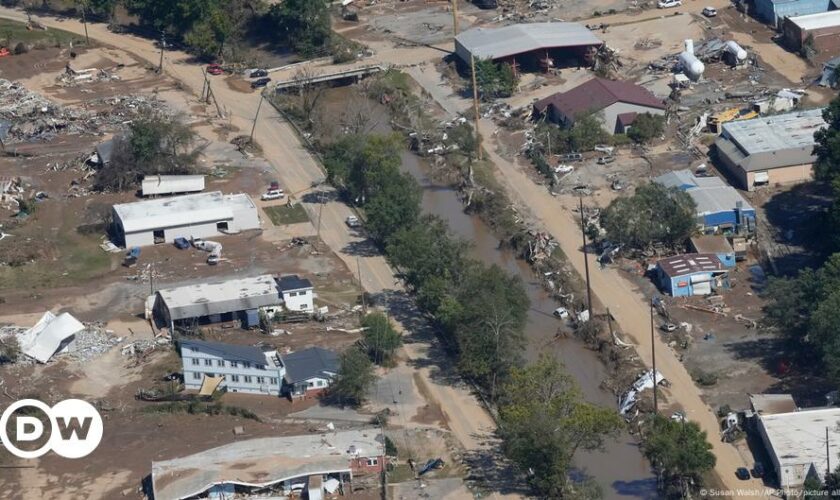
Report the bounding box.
[18,312,84,363]
[199,375,224,396]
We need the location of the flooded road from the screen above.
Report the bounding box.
[320,87,656,498]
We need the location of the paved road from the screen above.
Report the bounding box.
[0,7,508,499]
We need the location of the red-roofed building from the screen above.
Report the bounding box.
[534,77,666,134]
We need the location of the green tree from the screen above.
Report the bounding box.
[94,109,200,191]
[361,312,402,365]
[498,356,623,497]
[364,171,422,243]
[444,264,529,400]
[473,58,519,99]
[446,122,479,163]
[0,337,20,364]
[330,347,377,407]
[386,215,468,292]
[814,96,840,184]
[641,414,716,498]
[627,113,665,144]
[569,114,609,152]
[601,182,696,250]
[322,133,403,205]
[268,0,331,57]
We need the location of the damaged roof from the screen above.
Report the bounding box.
[18,311,85,363]
[534,77,665,119]
[455,22,602,60]
[152,429,385,500]
[657,253,727,277]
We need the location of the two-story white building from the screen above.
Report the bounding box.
[180,339,284,395]
[277,275,314,313]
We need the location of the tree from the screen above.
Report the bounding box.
[364,171,422,243]
[94,109,201,191]
[627,113,665,144]
[601,182,696,250]
[498,356,623,497]
[472,58,519,99]
[322,133,403,205]
[268,0,331,57]
[569,114,609,152]
[444,264,529,400]
[814,96,840,185]
[361,312,402,365]
[330,347,376,407]
[386,215,468,292]
[641,415,716,498]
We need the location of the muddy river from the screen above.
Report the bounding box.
[321,87,656,498]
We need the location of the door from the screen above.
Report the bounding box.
[692,281,711,296]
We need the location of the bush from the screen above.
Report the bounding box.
[691,369,718,386]
[13,42,27,55]
[627,113,665,144]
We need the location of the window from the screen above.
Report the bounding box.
[217,359,225,367]
[230,375,240,382]
[244,376,253,383]
[366,458,378,466]
[308,381,315,388]
[204,359,212,366]
[270,377,278,385]
[258,365,265,370]
[190,346,199,352]
[191,358,199,366]
[316,380,323,387]
[192,372,201,380]
[243,362,251,369]
[230,361,238,368]
[256,376,265,384]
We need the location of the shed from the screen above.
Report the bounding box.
[655,253,729,297]
[141,175,206,197]
[690,235,736,268]
[454,23,602,72]
[17,311,85,363]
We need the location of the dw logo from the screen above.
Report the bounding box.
[0,399,103,459]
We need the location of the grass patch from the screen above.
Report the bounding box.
[264,204,310,225]
[0,18,87,48]
[142,401,261,421]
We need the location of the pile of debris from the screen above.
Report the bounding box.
[58,66,120,87]
[64,326,122,362]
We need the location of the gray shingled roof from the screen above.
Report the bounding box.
[181,339,269,366]
[277,275,313,292]
[455,22,602,60]
[281,347,339,384]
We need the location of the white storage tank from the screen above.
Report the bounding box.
[679,39,705,80]
[724,40,748,63]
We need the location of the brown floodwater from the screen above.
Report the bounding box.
[320,87,656,498]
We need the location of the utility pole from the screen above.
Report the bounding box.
[357,257,367,314]
[469,54,483,161]
[828,426,832,477]
[606,307,613,338]
[650,301,658,415]
[578,196,593,317]
[451,0,459,36]
[316,191,325,239]
[249,94,264,142]
[158,31,165,73]
[546,131,551,156]
[81,3,89,45]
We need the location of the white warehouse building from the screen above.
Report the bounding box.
[112,191,260,247]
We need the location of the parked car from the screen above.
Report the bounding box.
[251,77,271,89]
[554,164,574,174]
[207,254,219,265]
[558,152,583,162]
[553,307,570,319]
[261,189,285,201]
[173,237,190,249]
[597,156,615,165]
[206,64,223,75]
[702,6,717,17]
[735,468,751,480]
[611,179,625,191]
[249,68,268,78]
[751,463,765,478]
[594,144,615,155]
[346,215,362,228]
[658,0,682,8]
[661,323,677,333]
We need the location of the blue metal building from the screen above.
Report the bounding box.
[655,170,756,234]
[754,0,838,28]
[656,254,730,297]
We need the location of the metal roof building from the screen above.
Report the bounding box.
[754,0,839,28]
[715,109,826,191]
[655,253,730,297]
[141,175,205,197]
[758,407,840,488]
[112,191,260,247]
[152,429,385,500]
[154,275,282,328]
[654,170,755,233]
[454,22,603,71]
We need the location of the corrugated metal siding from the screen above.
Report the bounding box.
[756,0,834,27]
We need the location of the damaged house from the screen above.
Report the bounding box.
[151,429,386,499]
[655,253,730,297]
